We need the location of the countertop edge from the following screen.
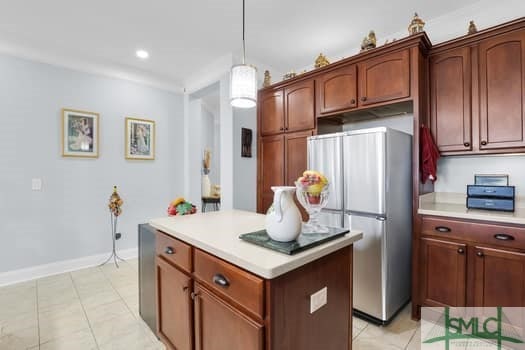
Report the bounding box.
[417,208,525,225]
[149,220,363,279]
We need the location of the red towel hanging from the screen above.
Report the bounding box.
[420,125,440,184]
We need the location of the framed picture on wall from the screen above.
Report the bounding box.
[61,108,99,158]
[125,117,155,160]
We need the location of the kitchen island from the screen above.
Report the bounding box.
[148,210,362,350]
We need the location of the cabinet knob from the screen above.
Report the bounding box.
[476,251,484,257]
[280,127,284,131]
[457,248,465,254]
[464,142,470,147]
[285,127,289,131]
[165,247,175,255]
[182,286,189,292]
[361,96,367,102]
[481,140,488,146]
[350,99,356,104]
[212,273,230,288]
[190,291,200,300]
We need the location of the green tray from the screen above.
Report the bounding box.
[239,227,349,255]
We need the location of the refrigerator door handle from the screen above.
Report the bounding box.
[375,216,386,221]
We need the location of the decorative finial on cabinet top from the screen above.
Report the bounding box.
[408,12,425,35]
[361,30,377,52]
[468,20,478,35]
[314,53,330,68]
[263,70,271,87]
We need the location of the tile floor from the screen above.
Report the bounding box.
[0,259,421,349]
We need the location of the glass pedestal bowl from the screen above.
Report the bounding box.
[295,183,329,234]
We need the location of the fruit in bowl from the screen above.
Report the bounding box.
[296,170,328,204]
[167,197,197,216]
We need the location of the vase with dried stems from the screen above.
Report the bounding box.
[202,149,212,197]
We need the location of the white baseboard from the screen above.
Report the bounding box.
[0,248,138,287]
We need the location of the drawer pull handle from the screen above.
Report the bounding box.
[477,251,484,257]
[484,190,496,193]
[494,233,515,241]
[212,274,230,288]
[165,247,175,255]
[435,226,451,233]
[457,248,465,254]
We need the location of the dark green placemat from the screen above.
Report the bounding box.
[239,227,349,255]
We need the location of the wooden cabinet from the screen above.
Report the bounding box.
[317,65,357,115]
[156,257,193,350]
[258,130,313,213]
[358,49,410,106]
[260,80,315,136]
[479,30,525,150]
[415,215,525,316]
[430,47,472,152]
[420,238,467,307]
[193,283,264,350]
[285,80,316,132]
[472,246,525,307]
[259,90,284,136]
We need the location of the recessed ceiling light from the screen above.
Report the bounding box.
[136,50,149,59]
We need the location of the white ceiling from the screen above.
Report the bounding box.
[0,0,482,89]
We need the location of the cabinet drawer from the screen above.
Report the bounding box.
[421,216,525,250]
[156,231,192,273]
[193,249,264,319]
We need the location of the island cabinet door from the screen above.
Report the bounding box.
[420,238,467,307]
[317,64,357,116]
[193,283,263,350]
[156,257,193,350]
[430,47,472,153]
[472,246,525,307]
[478,29,525,151]
[357,49,410,106]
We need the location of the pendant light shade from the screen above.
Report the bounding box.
[230,64,257,108]
[230,0,257,108]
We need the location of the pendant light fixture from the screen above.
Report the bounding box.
[230,0,257,108]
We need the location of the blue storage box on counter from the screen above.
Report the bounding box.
[466,185,515,212]
[466,197,515,212]
[467,185,515,199]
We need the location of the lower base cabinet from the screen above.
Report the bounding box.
[156,257,193,350]
[414,215,525,317]
[193,283,264,350]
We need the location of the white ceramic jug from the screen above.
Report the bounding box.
[265,186,302,242]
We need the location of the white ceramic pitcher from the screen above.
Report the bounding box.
[265,186,302,242]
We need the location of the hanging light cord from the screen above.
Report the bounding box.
[242,0,246,64]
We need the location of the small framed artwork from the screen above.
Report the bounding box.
[62,108,99,158]
[241,128,252,158]
[125,117,155,160]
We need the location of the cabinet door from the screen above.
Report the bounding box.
[473,246,525,307]
[284,80,315,133]
[260,89,284,136]
[285,130,314,186]
[479,30,525,150]
[318,65,357,115]
[194,283,263,350]
[156,257,193,350]
[258,135,284,213]
[430,47,472,152]
[420,238,467,307]
[358,49,410,106]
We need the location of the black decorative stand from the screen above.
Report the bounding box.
[100,213,125,267]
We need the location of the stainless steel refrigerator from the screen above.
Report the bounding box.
[307,127,412,324]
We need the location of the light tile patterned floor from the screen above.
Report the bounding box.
[0,258,421,349]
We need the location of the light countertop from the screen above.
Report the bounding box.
[418,192,525,225]
[149,210,362,279]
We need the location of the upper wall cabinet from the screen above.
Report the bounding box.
[358,49,410,106]
[479,30,525,150]
[284,80,316,133]
[317,65,357,116]
[260,90,285,136]
[430,47,472,153]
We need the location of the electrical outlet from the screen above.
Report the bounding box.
[32,178,42,191]
[310,287,327,314]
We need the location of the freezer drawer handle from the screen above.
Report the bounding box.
[212,274,230,288]
[494,233,515,241]
[435,226,451,233]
